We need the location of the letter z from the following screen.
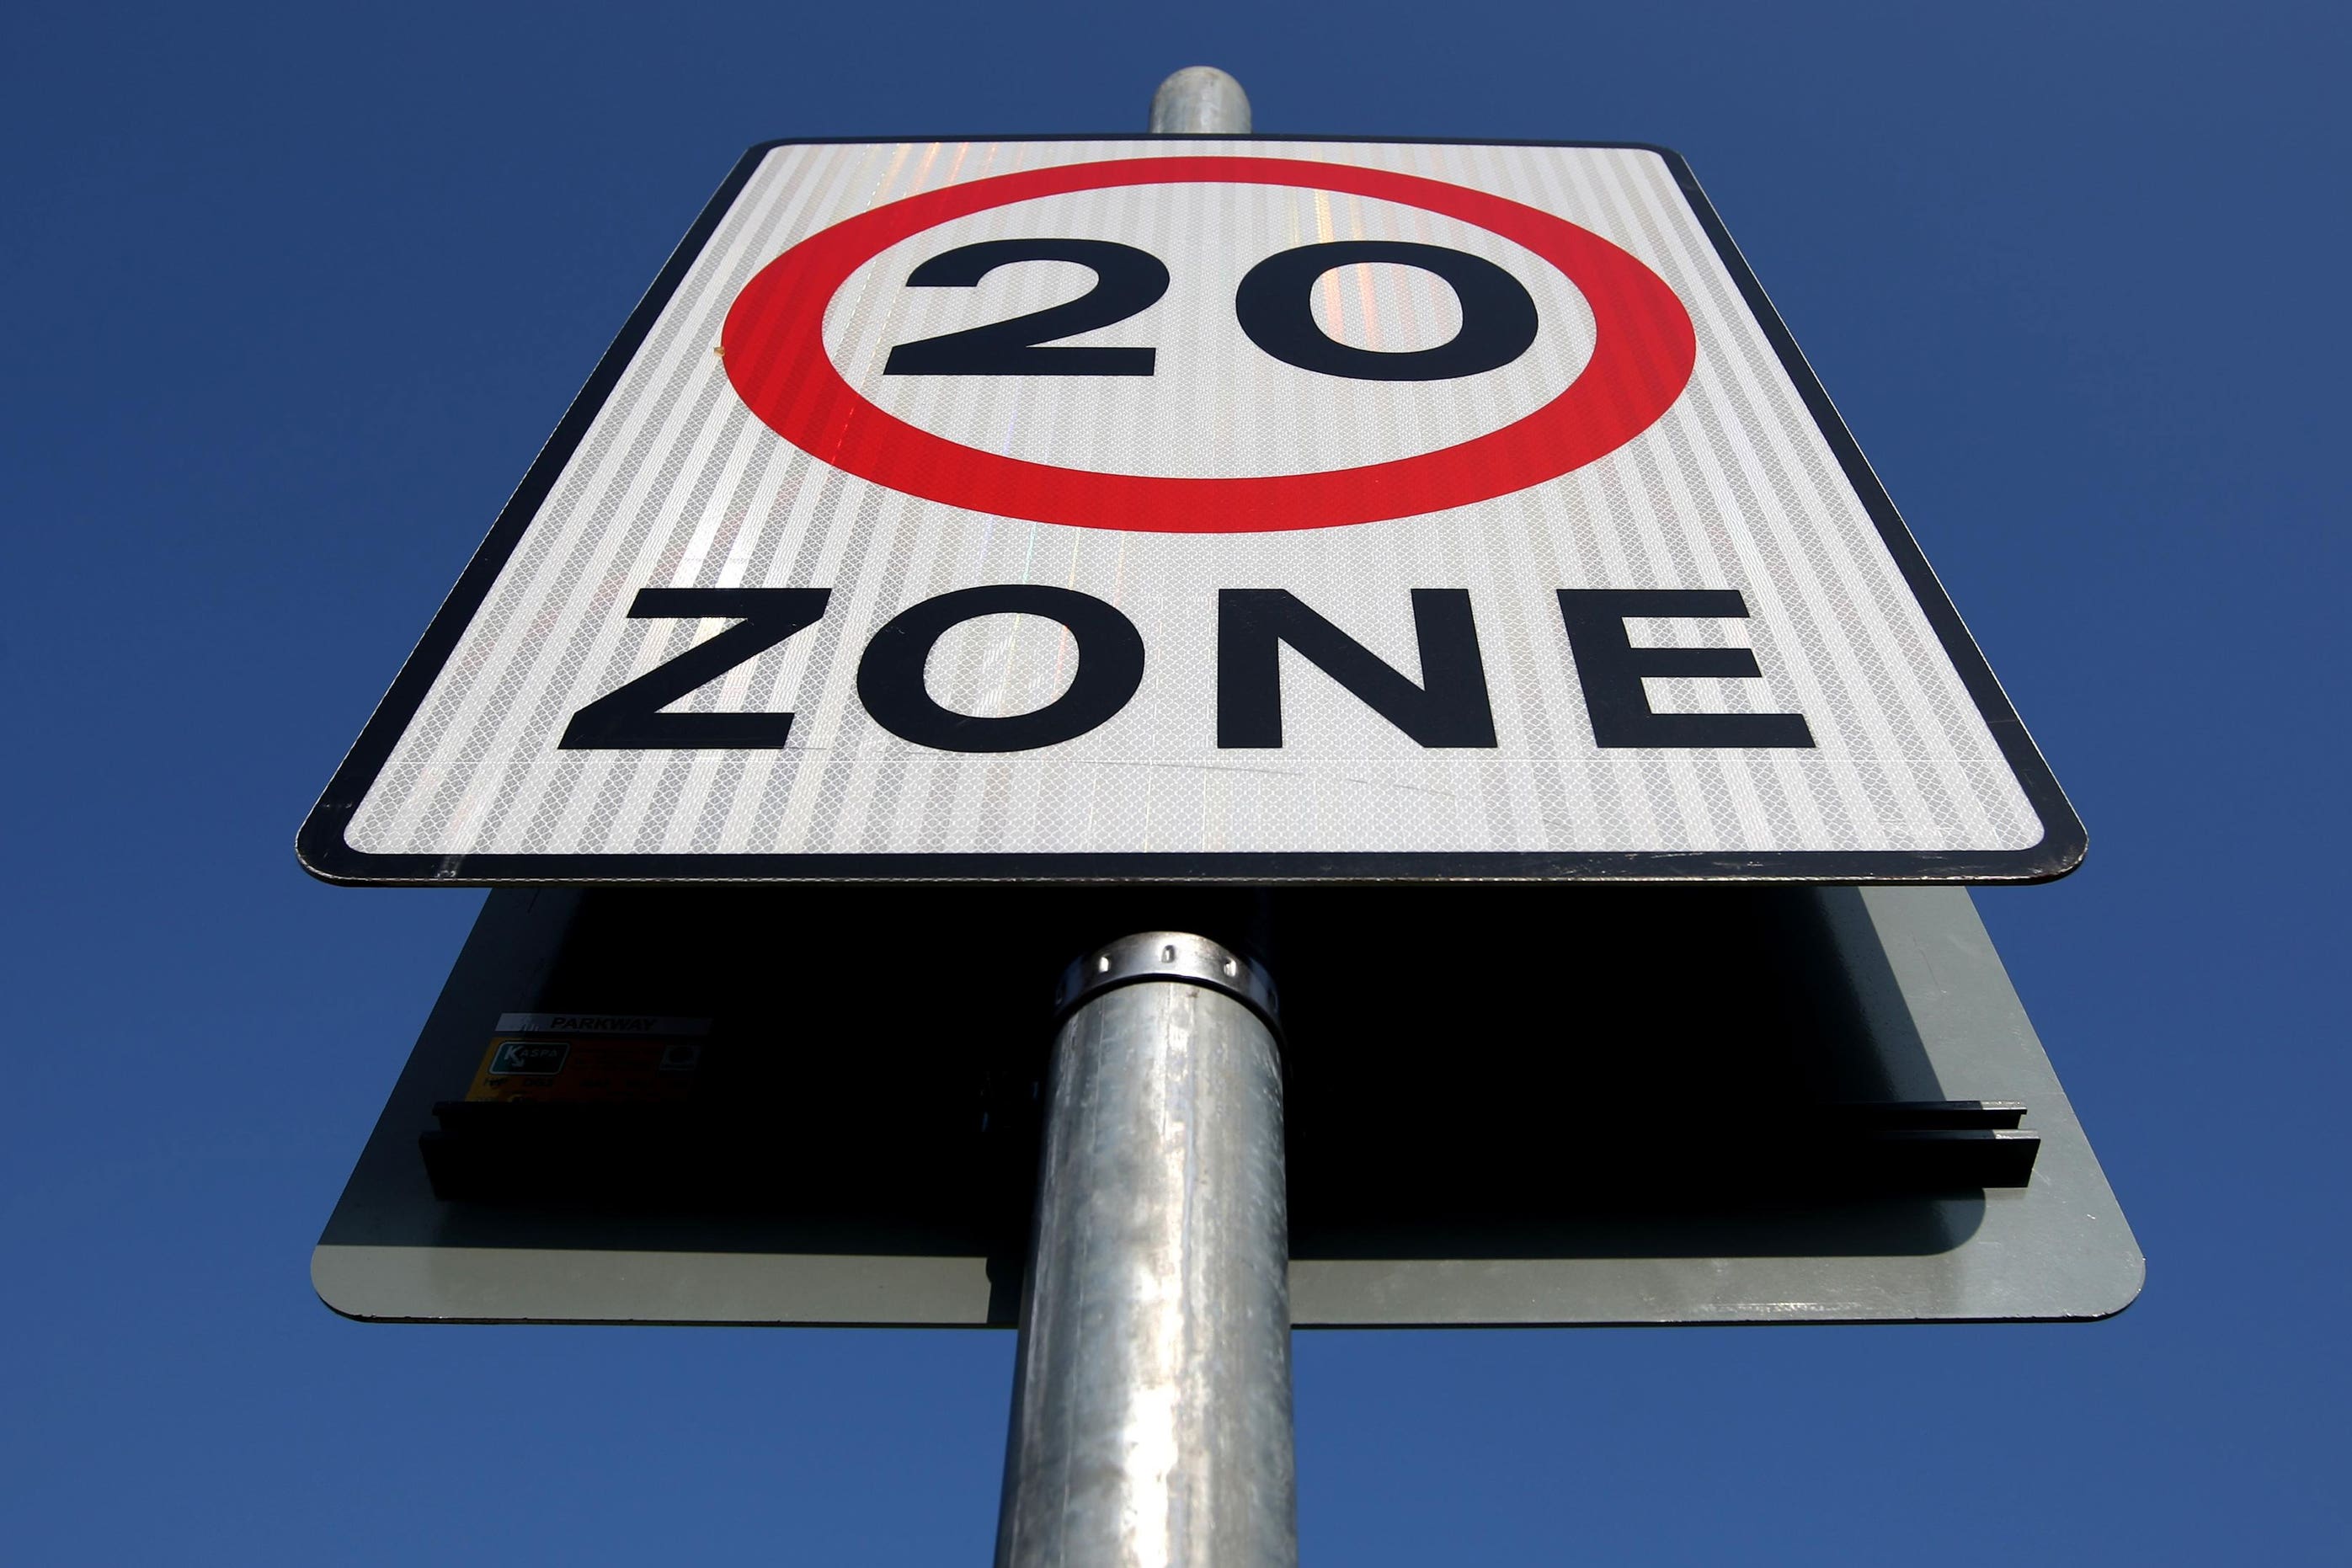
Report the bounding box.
[559,588,830,749]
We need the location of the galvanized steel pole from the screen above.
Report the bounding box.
[990,73,1293,1568]
[1149,66,1253,135]
[993,933,1294,1568]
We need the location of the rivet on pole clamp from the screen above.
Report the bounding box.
[1052,931,1280,1032]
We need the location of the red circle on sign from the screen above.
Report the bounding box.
[721,156,1696,534]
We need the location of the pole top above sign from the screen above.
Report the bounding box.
[300,135,2083,887]
[1149,67,1252,135]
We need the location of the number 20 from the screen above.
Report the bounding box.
[882,239,1539,383]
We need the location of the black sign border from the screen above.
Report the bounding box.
[298,135,2085,887]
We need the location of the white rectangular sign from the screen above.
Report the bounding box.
[301,137,2081,883]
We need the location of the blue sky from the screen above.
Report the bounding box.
[3,1,2345,1561]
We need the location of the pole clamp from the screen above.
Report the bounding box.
[1053,931,1281,1032]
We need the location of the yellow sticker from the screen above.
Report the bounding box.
[466,1034,703,1103]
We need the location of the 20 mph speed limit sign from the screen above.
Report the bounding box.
[301,137,2083,884]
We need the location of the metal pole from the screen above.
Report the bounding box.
[1149,66,1253,135]
[995,933,1295,1568]
[991,72,1289,1568]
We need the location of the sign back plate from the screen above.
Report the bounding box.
[312,883,2141,1325]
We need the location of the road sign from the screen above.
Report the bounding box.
[312,881,2141,1325]
[300,137,2081,885]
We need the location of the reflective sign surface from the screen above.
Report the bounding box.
[302,139,2080,883]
